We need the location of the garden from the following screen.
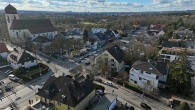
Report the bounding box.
[13,63,49,82]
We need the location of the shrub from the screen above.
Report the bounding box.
[180,102,190,110]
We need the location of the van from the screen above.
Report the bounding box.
[8,74,18,80]
[104,81,112,86]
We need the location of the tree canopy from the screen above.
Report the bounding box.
[168,50,192,95]
[83,29,89,41]
[180,102,190,110]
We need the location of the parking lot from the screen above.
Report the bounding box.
[0,67,21,96]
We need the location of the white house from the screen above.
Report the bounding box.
[4,4,57,43]
[159,47,195,70]
[95,45,124,72]
[129,61,169,92]
[0,42,9,59]
[91,28,107,34]
[7,48,37,69]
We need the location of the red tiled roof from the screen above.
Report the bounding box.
[0,42,9,53]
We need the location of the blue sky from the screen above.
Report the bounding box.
[0,0,195,12]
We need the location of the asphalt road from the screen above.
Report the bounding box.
[94,78,173,110]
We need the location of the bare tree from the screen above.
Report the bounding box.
[95,57,110,77]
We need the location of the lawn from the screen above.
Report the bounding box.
[80,22,96,25]
[24,68,45,77]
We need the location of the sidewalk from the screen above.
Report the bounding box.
[100,77,173,110]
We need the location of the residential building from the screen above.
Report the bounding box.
[95,45,124,72]
[7,48,37,69]
[0,42,9,58]
[35,75,95,110]
[129,61,169,92]
[89,93,117,110]
[4,4,57,43]
[91,28,107,34]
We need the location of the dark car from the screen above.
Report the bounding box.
[140,103,151,110]
[94,78,102,82]
[4,85,11,91]
[129,106,135,110]
[85,62,90,65]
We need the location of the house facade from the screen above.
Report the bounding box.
[7,48,37,69]
[129,61,169,91]
[4,4,57,43]
[95,45,124,72]
[0,42,9,58]
[36,75,95,110]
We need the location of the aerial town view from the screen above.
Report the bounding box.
[0,0,195,110]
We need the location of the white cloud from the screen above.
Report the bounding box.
[0,0,194,12]
[152,0,172,4]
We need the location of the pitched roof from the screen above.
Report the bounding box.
[0,42,9,53]
[7,48,36,64]
[4,4,17,14]
[106,45,124,63]
[10,19,56,34]
[132,61,168,76]
[37,75,95,108]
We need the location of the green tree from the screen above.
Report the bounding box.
[168,50,192,95]
[83,29,89,41]
[180,102,190,110]
[173,34,179,39]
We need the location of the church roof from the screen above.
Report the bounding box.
[10,19,56,34]
[5,4,17,14]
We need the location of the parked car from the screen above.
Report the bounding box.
[128,106,135,110]
[94,78,102,82]
[0,88,3,94]
[5,70,12,75]
[46,59,50,63]
[96,89,104,95]
[4,85,11,91]
[8,74,18,81]
[140,103,151,110]
[85,62,90,65]
[93,51,97,54]
[104,81,112,86]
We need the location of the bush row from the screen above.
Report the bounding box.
[14,63,49,81]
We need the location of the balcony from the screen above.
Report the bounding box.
[30,101,54,110]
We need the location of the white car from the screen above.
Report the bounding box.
[96,89,103,95]
[5,70,12,75]
[104,81,112,86]
[93,51,97,54]
[8,74,18,80]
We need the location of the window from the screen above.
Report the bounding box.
[14,15,16,20]
[45,98,47,103]
[139,77,142,80]
[131,74,134,76]
[105,54,108,56]
[156,76,159,79]
[55,109,59,110]
[16,32,19,38]
[145,72,151,74]
[7,16,10,23]
[57,102,61,106]
[141,70,143,74]
[134,81,137,84]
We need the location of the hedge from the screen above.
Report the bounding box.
[14,63,49,81]
[116,80,159,101]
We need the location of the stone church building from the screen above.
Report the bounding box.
[4,4,57,43]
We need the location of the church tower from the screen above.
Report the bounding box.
[4,4,19,38]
